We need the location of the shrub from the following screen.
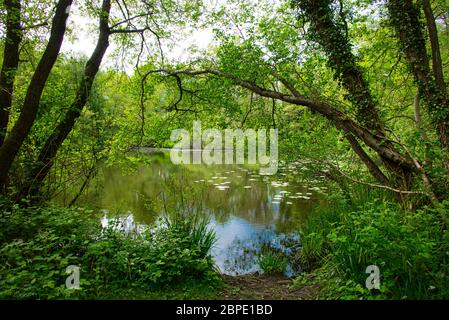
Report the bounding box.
[297,196,449,300]
[85,221,218,292]
[0,199,219,299]
[0,202,98,299]
[258,251,289,275]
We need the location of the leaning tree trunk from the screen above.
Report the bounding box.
[158,67,433,200]
[293,0,414,191]
[387,0,449,173]
[0,0,22,146]
[423,0,446,95]
[193,68,419,175]
[20,0,112,198]
[0,0,73,191]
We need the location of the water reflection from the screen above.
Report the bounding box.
[63,153,328,275]
[211,217,302,276]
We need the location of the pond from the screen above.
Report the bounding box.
[62,151,329,276]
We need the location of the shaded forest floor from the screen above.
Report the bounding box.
[219,274,319,300]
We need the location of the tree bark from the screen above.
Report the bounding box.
[294,0,414,191]
[20,0,111,198]
[387,0,449,172]
[294,0,385,135]
[423,0,446,95]
[0,0,22,146]
[341,128,390,186]
[341,126,407,202]
[0,0,72,191]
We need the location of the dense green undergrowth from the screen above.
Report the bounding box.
[0,199,221,299]
[295,189,449,300]
[258,251,289,275]
[3,189,449,300]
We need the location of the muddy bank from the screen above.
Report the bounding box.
[220,274,319,300]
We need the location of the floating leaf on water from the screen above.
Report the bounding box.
[271,181,289,188]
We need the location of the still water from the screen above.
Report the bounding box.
[70,152,328,276]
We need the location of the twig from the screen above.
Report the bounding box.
[330,164,428,195]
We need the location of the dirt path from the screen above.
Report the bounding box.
[219,274,319,300]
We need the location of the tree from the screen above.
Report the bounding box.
[143,0,444,203]
[18,0,202,198]
[19,0,112,198]
[0,0,73,190]
[0,0,22,146]
[387,0,449,172]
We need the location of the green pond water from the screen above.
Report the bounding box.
[63,151,329,276]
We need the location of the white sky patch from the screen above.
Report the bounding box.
[60,2,218,73]
[62,23,215,63]
[163,27,215,63]
[62,8,97,57]
[59,0,278,73]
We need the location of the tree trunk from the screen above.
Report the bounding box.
[213,69,418,174]
[293,0,414,190]
[423,0,446,95]
[0,0,73,191]
[0,0,22,146]
[295,0,385,134]
[387,0,449,173]
[155,69,420,197]
[20,0,111,198]
[341,128,390,186]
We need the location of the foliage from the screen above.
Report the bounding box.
[1,0,449,301]
[296,190,449,299]
[258,251,289,275]
[0,198,220,299]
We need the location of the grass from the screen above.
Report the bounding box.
[4,183,449,300]
[0,198,221,300]
[258,251,289,275]
[295,186,449,300]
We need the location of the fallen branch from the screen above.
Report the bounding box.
[329,162,428,196]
